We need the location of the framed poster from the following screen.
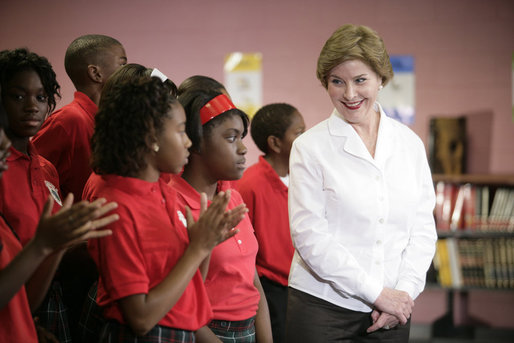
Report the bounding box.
[378,55,415,125]
[224,52,262,118]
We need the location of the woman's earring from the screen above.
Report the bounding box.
[378,85,383,90]
[153,143,160,153]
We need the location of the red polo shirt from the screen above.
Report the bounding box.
[84,173,212,331]
[170,175,260,321]
[0,217,38,343]
[236,156,293,286]
[33,91,98,201]
[0,143,61,246]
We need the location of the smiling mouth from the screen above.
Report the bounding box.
[342,99,364,110]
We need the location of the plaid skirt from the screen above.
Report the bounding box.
[34,280,72,343]
[77,281,105,343]
[209,317,256,343]
[99,320,195,343]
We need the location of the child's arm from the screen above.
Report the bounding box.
[253,270,273,343]
[0,194,118,310]
[118,191,243,336]
[195,325,222,343]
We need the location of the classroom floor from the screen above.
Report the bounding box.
[409,324,514,343]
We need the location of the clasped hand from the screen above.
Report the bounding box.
[367,287,413,333]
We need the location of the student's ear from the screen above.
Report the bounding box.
[87,64,102,84]
[267,135,282,154]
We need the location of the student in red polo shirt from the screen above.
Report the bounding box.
[85,76,245,342]
[236,103,305,343]
[0,91,118,343]
[0,47,75,341]
[174,89,273,343]
[33,34,127,201]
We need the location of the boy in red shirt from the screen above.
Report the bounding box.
[33,34,127,201]
[237,103,305,343]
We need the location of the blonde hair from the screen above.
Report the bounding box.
[316,24,393,89]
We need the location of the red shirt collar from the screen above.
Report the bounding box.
[7,141,38,162]
[73,91,98,119]
[169,175,231,210]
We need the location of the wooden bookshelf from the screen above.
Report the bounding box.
[430,174,514,338]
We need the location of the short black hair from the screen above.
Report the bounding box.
[178,89,248,152]
[0,48,61,113]
[91,77,179,176]
[178,75,226,97]
[65,34,122,87]
[251,103,299,154]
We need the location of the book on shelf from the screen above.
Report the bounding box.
[446,238,462,288]
[434,181,514,232]
[434,181,457,231]
[434,239,452,287]
[434,237,514,289]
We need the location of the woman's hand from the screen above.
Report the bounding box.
[32,193,119,255]
[373,287,413,325]
[186,190,246,253]
[367,309,400,333]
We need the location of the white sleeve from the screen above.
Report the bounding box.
[395,142,437,299]
[288,139,383,304]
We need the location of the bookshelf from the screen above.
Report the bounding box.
[430,174,514,338]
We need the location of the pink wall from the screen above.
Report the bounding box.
[1,0,514,328]
[1,0,513,172]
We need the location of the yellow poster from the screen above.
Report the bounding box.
[224,52,262,118]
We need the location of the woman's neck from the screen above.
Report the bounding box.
[133,165,160,183]
[181,166,218,200]
[8,133,29,156]
[351,109,380,158]
[264,154,288,177]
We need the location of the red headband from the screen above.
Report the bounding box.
[199,94,236,125]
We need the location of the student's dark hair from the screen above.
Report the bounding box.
[102,63,177,100]
[178,90,248,152]
[178,75,226,96]
[65,34,122,86]
[0,48,61,113]
[250,103,299,154]
[91,78,179,176]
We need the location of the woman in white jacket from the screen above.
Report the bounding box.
[286,24,437,342]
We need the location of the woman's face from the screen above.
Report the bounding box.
[154,103,192,174]
[200,114,247,181]
[326,59,382,126]
[1,69,48,139]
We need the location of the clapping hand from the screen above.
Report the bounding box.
[186,190,247,253]
[32,193,119,255]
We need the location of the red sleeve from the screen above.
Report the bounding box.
[89,204,150,304]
